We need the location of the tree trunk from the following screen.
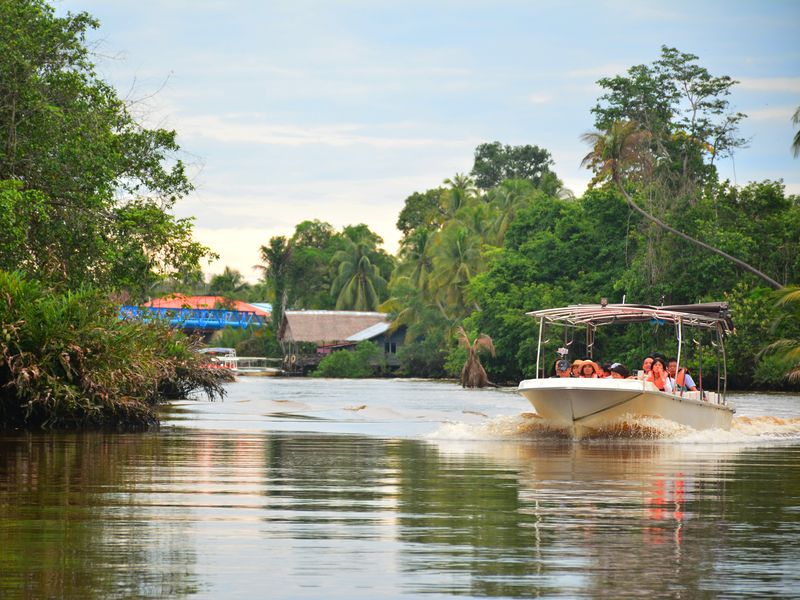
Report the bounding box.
[616,181,783,290]
[461,351,489,388]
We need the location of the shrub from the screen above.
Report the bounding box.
[0,271,231,430]
[212,326,282,357]
[396,337,447,378]
[313,342,381,378]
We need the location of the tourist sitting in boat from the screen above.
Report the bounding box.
[608,363,631,379]
[667,358,698,391]
[640,355,654,378]
[646,357,674,392]
[552,358,571,378]
[579,360,601,378]
[599,363,612,378]
[570,360,583,377]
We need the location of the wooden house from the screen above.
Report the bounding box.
[278,310,404,371]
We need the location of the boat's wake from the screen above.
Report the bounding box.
[428,413,800,443]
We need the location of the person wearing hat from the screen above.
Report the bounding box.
[552,358,571,378]
[579,360,601,378]
[570,360,584,378]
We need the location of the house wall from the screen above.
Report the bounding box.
[373,327,406,368]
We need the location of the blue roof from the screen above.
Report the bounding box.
[346,322,391,341]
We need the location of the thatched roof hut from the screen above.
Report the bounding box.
[278,310,390,346]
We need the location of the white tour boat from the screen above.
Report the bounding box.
[517,302,735,436]
[198,347,282,376]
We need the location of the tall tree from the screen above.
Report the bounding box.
[258,236,293,332]
[396,188,446,238]
[396,228,436,298]
[581,120,782,289]
[430,223,483,318]
[288,219,340,309]
[470,142,554,190]
[485,179,538,244]
[442,173,478,216]
[330,237,388,311]
[592,45,746,192]
[0,0,210,294]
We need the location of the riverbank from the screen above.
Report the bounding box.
[0,272,231,431]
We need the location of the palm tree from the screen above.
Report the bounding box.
[792,106,800,158]
[208,266,247,295]
[486,179,535,244]
[257,236,293,332]
[429,224,483,319]
[764,286,800,382]
[330,238,388,311]
[396,228,435,298]
[456,326,495,388]
[581,120,783,289]
[539,171,575,200]
[442,173,478,217]
[379,278,441,343]
[455,201,497,246]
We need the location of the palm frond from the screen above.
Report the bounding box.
[776,287,800,306]
[455,325,471,349]
[474,334,495,356]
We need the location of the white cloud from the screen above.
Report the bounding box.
[174,113,481,149]
[738,77,800,93]
[526,93,553,105]
[785,181,800,196]
[745,106,797,121]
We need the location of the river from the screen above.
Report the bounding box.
[1,378,799,599]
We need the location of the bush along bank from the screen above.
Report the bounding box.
[0,271,232,431]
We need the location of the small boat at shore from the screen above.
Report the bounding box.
[517,302,735,436]
[198,348,283,376]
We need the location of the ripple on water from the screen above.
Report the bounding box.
[428,412,800,445]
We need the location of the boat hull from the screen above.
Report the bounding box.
[234,368,282,377]
[517,378,733,436]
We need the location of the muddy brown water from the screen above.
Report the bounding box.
[1,379,799,598]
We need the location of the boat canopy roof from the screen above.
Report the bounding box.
[525,302,733,333]
[198,347,237,355]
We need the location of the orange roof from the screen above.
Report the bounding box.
[146,295,270,317]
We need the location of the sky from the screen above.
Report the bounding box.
[58,0,800,282]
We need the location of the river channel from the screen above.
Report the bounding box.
[2,378,799,598]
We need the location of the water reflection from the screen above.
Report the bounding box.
[0,433,200,599]
[2,430,799,598]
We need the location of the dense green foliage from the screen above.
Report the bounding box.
[372,47,800,388]
[257,221,395,316]
[0,0,211,297]
[313,342,383,378]
[471,142,555,190]
[0,271,231,430]
[0,2,225,430]
[3,2,795,394]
